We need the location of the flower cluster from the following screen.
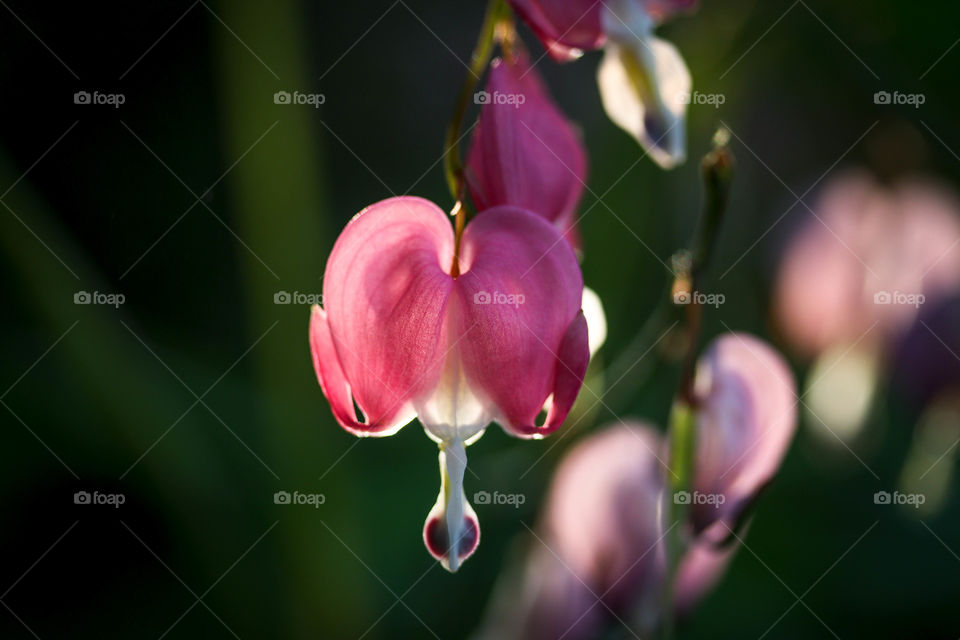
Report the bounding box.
[308,10,798,637]
[310,0,708,575]
[474,334,797,638]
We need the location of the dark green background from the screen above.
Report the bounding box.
[0,1,957,638]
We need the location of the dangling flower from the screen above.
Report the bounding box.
[506,0,696,168]
[466,51,587,248]
[596,0,692,168]
[310,196,589,571]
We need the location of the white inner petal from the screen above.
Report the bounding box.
[415,354,491,446]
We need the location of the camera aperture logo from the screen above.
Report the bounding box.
[473,490,525,508]
[673,490,726,508]
[74,290,125,308]
[874,490,925,508]
[274,490,325,508]
[673,290,725,308]
[473,290,525,308]
[74,90,125,108]
[873,90,924,108]
[474,90,526,108]
[274,91,325,108]
[873,290,924,308]
[74,490,126,508]
[274,291,322,305]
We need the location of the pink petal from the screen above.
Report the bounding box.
[507,0,605,61]
[544,422,666,607]
[692,333,797,539]
[454,206,587,438]
[673,538,735,617]
[465,54,587,245]
[315,196,454,436]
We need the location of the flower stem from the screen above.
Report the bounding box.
[446,0,509,277]
[660,130,734,639]
[443,0,508,202]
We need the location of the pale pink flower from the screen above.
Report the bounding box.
[776,172,960,357]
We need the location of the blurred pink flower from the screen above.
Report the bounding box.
[690,333,797,541]
[775,172,960,357]
[310,196,589,570]
[475,333,796,636]
[466,53,587,248]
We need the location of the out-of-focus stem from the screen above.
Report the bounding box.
[675,130,734,405]
[660,130,734,640]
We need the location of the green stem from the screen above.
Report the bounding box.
[661,400,696,640]
[443,0,508,202]
[603,133,734,415]
[659,130,734,640]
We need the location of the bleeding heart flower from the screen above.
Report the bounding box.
[466,52,587,249]
[310,196,589,571]
[597,0,692,168]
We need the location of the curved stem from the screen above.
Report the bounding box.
[443,0,508,202]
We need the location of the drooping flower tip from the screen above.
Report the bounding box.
[423,509,481,573]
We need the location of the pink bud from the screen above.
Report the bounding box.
[466,53,587,248]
